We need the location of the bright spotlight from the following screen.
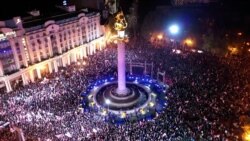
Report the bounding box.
[105,99,111,105]
[169,24,179,35]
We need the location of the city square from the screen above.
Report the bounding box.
[0,0,250,141]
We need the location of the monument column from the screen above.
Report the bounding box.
[54,60,58,72]
[37,68,42,79]
[21,74,28,85]
[5,80,12,92]
[113,11,129,95]
[116,40,127,94]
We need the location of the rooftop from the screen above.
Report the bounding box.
[1,5,99,29]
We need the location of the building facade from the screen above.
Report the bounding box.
[0,8,105,93]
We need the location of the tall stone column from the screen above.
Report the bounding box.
[37,68,42,79]
[116,41,128,95]
[54,61,58,72]
[21,74,28,85]
[5,80,12,92]
[67,54,71,65]
[83,46,87,57]
[79,48,83,59]
[73,53,77,62]
[29,70,35,83]
[48,62,53,73]
[62,57,67,67]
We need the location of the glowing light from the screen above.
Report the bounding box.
[0,31,16,41]
[88,94,92,99]
[149,102,155,107]
[118,31,125,38]
[151,93,157,97]
[134,80,139,84]
[146,86,151,90]
[244,133,250,141]
[248,49,250,52]
[197,50,203,53]
[228,46,238,54]
[77,62,81,65]
[105,99,111,105]
[157,34,163,40]
[242,125,250,141]
[37,65,45,70]
[82,61,86,65]
[120,112,126,118]
[16,18,21,24]
[101,109,107,116]
[184,38,194,47]
[169,24,180,35]
[247,42,250,46]
[140,109,146,115]
[238,32,243,36]
[93,128,97,133]
[173,49,181,54]
[90,102,95,107]
[114,40,118,44]
[176,50,181,54]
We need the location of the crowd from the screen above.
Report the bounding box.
[0,36,249,141]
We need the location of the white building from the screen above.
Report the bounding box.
[0,6,105,93]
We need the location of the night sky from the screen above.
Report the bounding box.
[0,0,249,20]
[0,0,168,20]
[0,0,61,19]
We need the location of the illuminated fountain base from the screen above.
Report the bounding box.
[95,82,150,113]
[81,75,168,122]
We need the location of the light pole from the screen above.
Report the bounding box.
[105,99,111,111]
[168,24,180,48]
[169,24,179,35]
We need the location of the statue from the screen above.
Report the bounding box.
[114,11,127,32]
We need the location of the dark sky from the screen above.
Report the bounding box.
[0,0,250,20]
[0,0,61,19]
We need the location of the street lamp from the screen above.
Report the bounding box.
[169,24,180,35]
[168,24,180,48]
[105,99,111,118]
[157,34,163,40]
[105,99,111,111]
[105,99,111,105]
[184,38,194,47]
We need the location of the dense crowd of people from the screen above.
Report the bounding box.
[0,36,250,141]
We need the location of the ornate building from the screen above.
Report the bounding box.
[0,6,105,92]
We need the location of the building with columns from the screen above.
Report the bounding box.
[0,6,105,93]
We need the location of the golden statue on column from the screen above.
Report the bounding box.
[114,10,129,95]
[114,11,127,32]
